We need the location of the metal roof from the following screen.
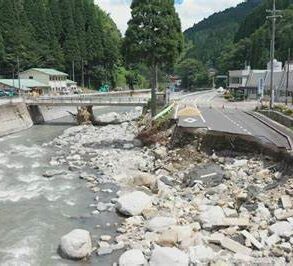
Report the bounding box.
[25,68,68,76]
[0,79,49,90]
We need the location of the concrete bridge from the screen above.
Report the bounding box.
[25,95,149,107]
[25,89,152,107]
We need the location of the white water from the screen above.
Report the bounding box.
[0,106,132,265]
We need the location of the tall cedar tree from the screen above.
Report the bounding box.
[124,0,183,116]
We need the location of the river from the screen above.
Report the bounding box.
[0,106,132,266]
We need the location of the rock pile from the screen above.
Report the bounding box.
[50,109,292,264]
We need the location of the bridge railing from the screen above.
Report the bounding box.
[25,95,150,106]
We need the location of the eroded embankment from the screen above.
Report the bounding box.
[50,109,293,265]
[0,103,33,137]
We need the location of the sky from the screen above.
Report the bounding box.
[96,0,244,34]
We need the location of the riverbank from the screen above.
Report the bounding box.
[0,101,80,137]
[0,103,33,137]
[47,109,293,264]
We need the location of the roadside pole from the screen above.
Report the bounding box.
[17,56,21,94]
[266,0,282,109]
[285,48,290,105]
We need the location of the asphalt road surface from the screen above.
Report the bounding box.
[175,90,291,150]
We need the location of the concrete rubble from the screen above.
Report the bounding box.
[49,108,293,264]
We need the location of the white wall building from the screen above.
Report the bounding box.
[19,68,77,95]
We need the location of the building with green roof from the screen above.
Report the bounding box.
[0,79,50,94]
[19,68,77,95]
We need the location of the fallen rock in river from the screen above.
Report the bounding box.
[59,229,92,260]
[116,191,153,216]
[119,249,147,266]
[149,245,189,266]
[43,169,66,178]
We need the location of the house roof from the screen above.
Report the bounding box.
[0,79,49,90]
[246,70,267,88]
[24,68,68,76]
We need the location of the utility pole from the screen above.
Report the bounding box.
[81,58,85,89]
[285,48,290,105]
[266,0,282,109]
[17,56,21,93]
[72,60,75,82]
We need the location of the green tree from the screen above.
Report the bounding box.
[125,70,143,91]
[124,0,183,116]
[176,59,210,90]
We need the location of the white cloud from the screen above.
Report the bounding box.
[97,0,243,34]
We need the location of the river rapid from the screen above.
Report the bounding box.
[0,106,136,266]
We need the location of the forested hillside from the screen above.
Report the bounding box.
[219,0,293,73]
[184,0,261,68]
[183,0,293,78]
[0,0,121,87]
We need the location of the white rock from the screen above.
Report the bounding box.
[232,159,248,168]
[153,147,167,159]
[59,229,92,260]
[269,222,293,236]
[147,217,177,232]
[150,246,189,266]
[119,249,147,266]
[132,172,158,189]
[116,191,153,216]
[223,207,238,218]
[199,205,225,228]
[97,246,113,256]
[100,235,111,242]
[189,245,217,264]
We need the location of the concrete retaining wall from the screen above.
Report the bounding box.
[0,103,33,137]
[259,110,293,128]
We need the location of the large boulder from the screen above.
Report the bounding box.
[119,249,148,266]
[147,216,177,232]
[59,229,92,260]
[96,112,120,124]
[150,246,189,266]
[116,191,153,216]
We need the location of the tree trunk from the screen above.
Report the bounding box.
[151,64,158,117]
